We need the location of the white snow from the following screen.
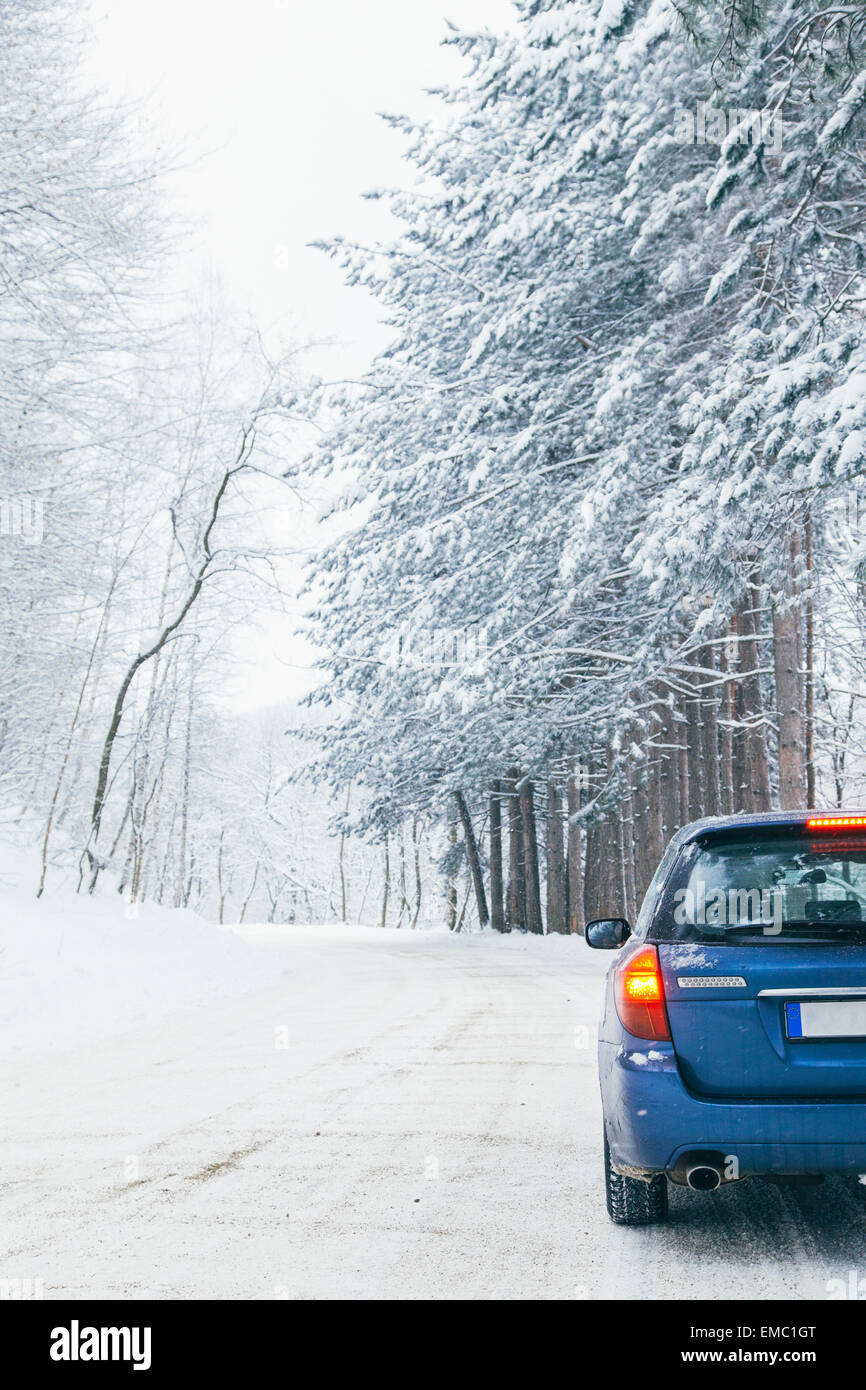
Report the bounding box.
[0,885,857,1300]
[667,944,717,969]
[0,845,289,1060]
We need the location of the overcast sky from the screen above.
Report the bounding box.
[85,0,514,708]
[87,0,513,374]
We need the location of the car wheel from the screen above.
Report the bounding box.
[604,1131,669,1225]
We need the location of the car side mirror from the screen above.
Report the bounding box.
[585,917,631,949]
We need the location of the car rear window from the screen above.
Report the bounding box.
[650,827,866,944]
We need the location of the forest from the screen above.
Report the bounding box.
[4,0,866,932]
[303,0,866,931]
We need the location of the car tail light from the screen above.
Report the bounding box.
[614,942,670,1041]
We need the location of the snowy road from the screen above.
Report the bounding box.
[3,925,866,1300]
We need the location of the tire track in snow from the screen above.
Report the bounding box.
[5,928,866,1298]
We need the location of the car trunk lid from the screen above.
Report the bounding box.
[659,941,866,1098]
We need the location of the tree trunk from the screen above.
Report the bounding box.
[545,780,567,934]
[338,783,351,923]
[720,625,736,815]
[489,781,506,932]
[645,745,665,871]
[731,578,772,813]
[583,821,603,923]
[411,816,423,929]
[620,783,637,924]
[631,770,654,910]
[454,790,489,928]
[675,706,689,834]
[446,819,458,931]
[519,779,543,934]
[566,770,584,935]
[700,644,722,817]
[239,863,259,924]
[396,826,410,928]
[686,675,704,822]
[216,826,226,925]
[583,814,622,922]
[804,512,816,805]
[657,697,680,849]
[506,767,526,931]
[82,437,256,890]
[772,570,807,809]
[175,676,194,908]
[38,594,113,898]
[380,838,390,930]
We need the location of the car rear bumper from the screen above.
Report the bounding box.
[600,1039,866,1178]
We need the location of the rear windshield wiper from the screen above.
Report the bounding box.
[690,919,866,943]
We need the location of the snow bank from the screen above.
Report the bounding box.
[0,844,289,1060]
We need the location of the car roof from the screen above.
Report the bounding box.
[671,811,866,848]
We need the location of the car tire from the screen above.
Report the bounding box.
[604,1131,669,1225]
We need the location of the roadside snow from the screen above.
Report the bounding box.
[0,846,290,1059]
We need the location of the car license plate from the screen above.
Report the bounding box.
[786,999,866,1039]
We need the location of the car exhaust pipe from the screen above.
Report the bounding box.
[686,1163,722,1192]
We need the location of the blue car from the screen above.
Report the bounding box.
[586,810,866,1224]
